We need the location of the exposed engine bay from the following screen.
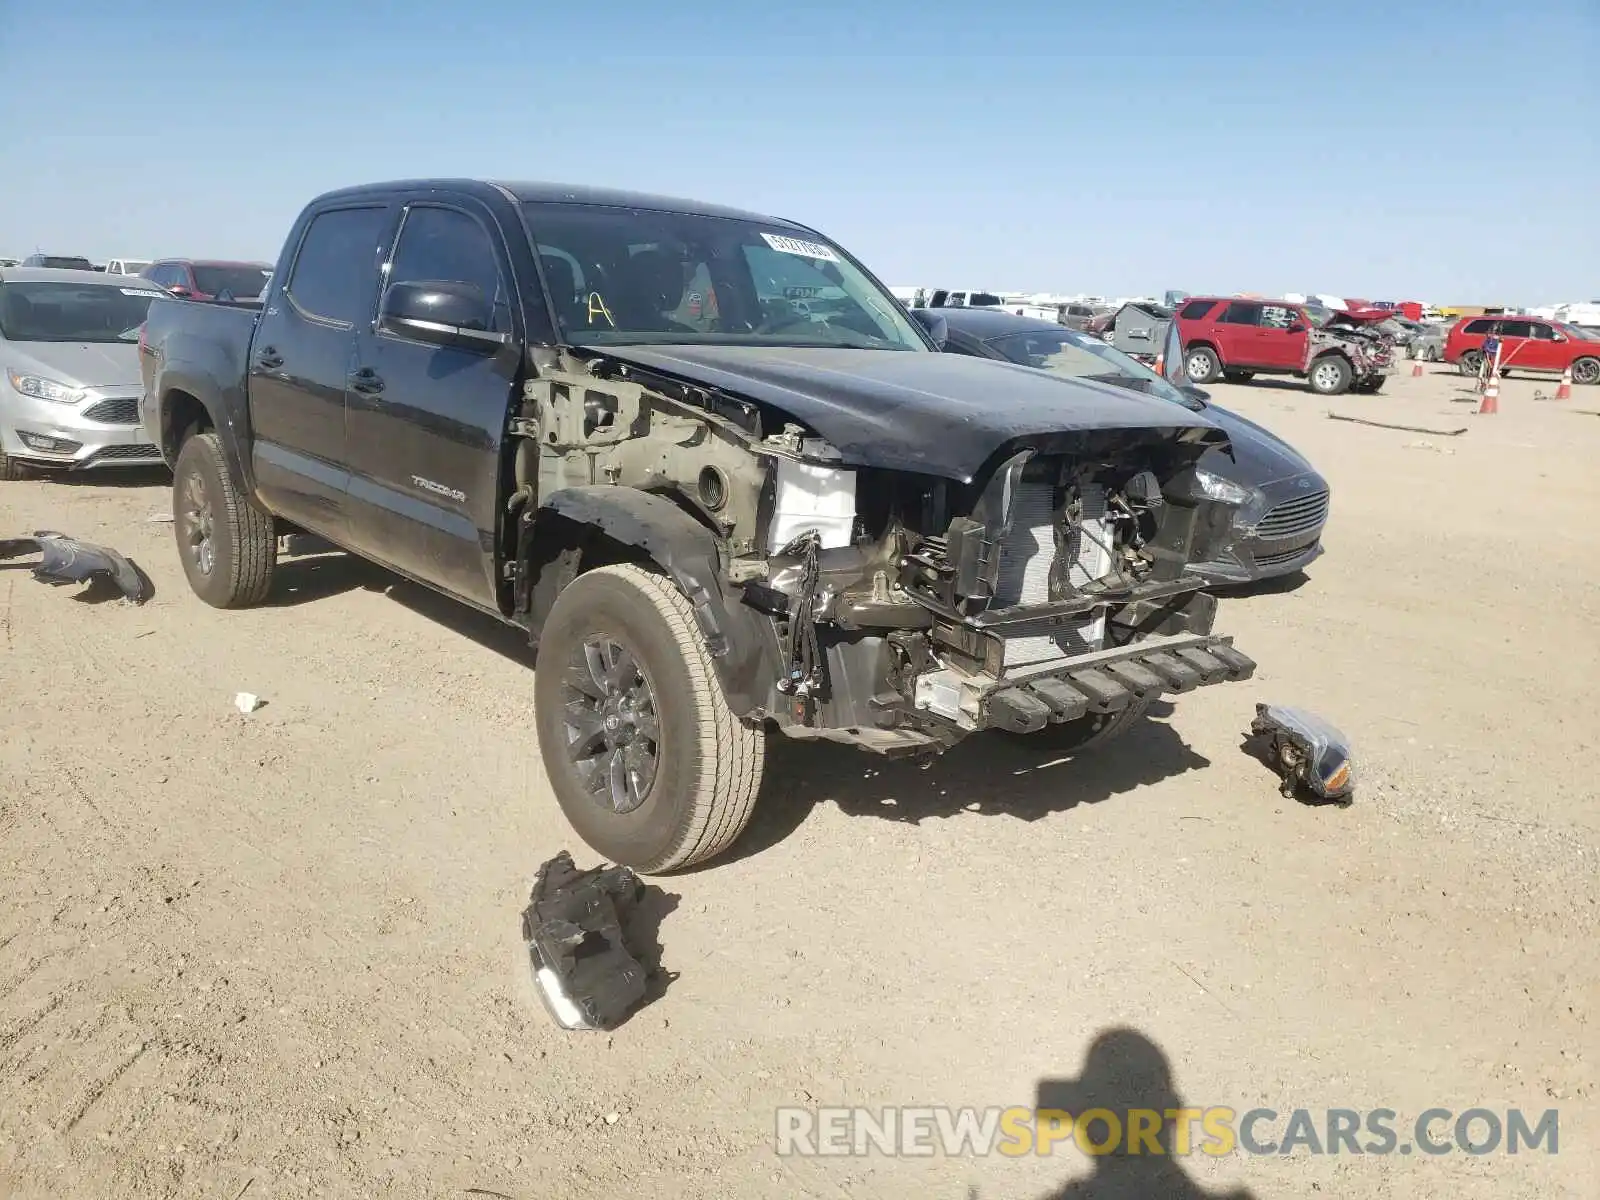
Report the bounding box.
[513,346,1255,754]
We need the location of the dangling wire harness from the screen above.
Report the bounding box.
[775,530,825,709]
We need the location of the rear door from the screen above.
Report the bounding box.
[343,199,524,608]
[1213,300,1263,366]
[249,202,394,534]
[1495,318,1535,370]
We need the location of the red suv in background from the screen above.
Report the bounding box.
[140,259,272,301]
[1442,316,1600,384]
[1175,296,1397,396]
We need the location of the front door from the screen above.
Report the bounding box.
[1521,321,1566,371]
[343,201,521,609]
[1256,303,1310,370]
[249,203,393,534]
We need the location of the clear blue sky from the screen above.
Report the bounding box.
[2,0,1595,303]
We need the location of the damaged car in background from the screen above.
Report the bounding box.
[922,306,1330,584]
[1176,296,1398,395]
[140,179,1256,873]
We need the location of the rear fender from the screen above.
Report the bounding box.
[529,486,782,718]
[158,366,256,496]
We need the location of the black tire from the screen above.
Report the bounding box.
[1184,346,1221,384]
[1571,356,1600,386]
[172,431,277,608]
[534,563,765,873]
[1003,694,1155,756]
[1458,350,1483,377]
[1222,369,1256,383]
[0,454,29,481]
[1353,376,1386,394]
[1308,355,1353,396]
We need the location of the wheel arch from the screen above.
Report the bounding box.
[527,486,783,718]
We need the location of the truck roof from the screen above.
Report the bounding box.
[314,178,812,230]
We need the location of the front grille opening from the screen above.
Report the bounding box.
[81,397,141,425]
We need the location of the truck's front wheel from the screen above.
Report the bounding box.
[173,431,277,608]
[534,563,765,873]
[1308,355,1353,396]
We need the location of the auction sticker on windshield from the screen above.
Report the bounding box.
[120,288,163,297]
[761,232,839,262]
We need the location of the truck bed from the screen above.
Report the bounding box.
[140,296,261,465]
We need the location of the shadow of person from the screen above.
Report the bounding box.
[1035,1028,1256,1200]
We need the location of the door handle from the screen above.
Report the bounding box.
[254,346,284,371]
[349,367,385,395]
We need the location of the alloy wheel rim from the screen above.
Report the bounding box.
[181,473,216,575]
[1187,352,1211,378]
[1313,363,1340,390]
[561,635,660,815]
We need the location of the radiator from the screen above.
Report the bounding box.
[994,482,1111,668]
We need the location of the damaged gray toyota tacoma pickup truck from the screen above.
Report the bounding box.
[140,179,1255,872]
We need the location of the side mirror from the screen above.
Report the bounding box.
[168,285,191,298]
[909,309,949,349]
[1288,323,1307,333]
[1552,333,1567,343]
[380,280,507,349]
[1179,385,1211,409]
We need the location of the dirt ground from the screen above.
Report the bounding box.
[1,366,1595,1199]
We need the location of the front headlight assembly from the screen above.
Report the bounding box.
[6,371,85,405]
[1193,468,1253,507]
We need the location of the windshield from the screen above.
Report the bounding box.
[118,260,151,275]
[986,326,1190,405]
[1302,304,1333,327]
[1557,322,1599,340]
[192,265,270,298]
[35,256,94,270]
[0,281,164,343]
[520,203,928,351]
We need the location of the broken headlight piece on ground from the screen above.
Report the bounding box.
[1248,703,1354,804]
[521,851,652,1031]
[0,531,150,604]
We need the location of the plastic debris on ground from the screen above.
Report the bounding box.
[0,531,151,604]
[1246,703,1354,804]
[233,693,265,714]
[521,851,663,1031]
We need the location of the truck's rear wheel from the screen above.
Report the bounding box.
[534,563,764,873]
[1308,355,1353,395]
[173,431,277,608]
[1458,350,1483,377]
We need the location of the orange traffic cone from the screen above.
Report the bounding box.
[1554,365,1573,401]
[1411,358,1424,377]
[1479,372,1500,414]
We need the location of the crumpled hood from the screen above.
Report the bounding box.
[597,344,1228,481]
[3,341,141,390]
[1200,405,1319,487]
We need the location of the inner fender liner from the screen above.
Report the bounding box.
[0,531,151,604]
[533,486,783,718]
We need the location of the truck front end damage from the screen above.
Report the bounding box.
[515,348,1253,756]
[743,436,1254,751]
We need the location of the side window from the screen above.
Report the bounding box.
[386,206,507,331]
[1528,322,1557,340]
[1497,319,1534,338]
[1462,318,1494,334]
[1179,299,1217,321]
[1260,304,1295,329]
[1220,302,1261,326]
[285,206,387,325]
